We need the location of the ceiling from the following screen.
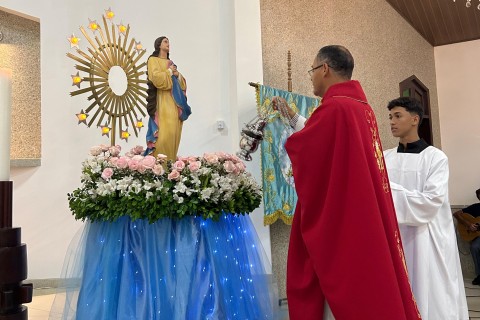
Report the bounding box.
[385,0,480,46]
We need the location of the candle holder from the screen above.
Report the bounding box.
[0,181,33,320]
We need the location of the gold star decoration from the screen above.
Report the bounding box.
[100,122,111,137]
[67,34,80,48]
[134,40,143,54]
[121,128,130,141]
[76,110,88,125]
[71,72,82,88]
[135,118,144,130]
[88,19,99,32]
[67,10,147,145]
[104,8,115,20]
[117,21,127,35]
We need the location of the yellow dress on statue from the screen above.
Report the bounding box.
[147,57,186,160]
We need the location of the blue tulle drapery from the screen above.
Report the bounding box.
[49,214,277,320]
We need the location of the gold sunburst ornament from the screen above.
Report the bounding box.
[67,9,148,145]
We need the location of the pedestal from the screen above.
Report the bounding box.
[0,181,32,320]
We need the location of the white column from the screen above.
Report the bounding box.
[0,68,12,181]
[233,0,272,263]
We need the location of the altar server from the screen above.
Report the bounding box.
[384,97,468,320]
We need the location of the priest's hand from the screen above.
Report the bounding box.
[272,96,296,119]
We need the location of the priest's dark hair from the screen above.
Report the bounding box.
[387,97,424,124]
[317,45,354,80]
[146,36,169,117]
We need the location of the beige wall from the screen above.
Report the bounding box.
[260,0,439,297]
[0,9,41,160]
[435,39,480,206]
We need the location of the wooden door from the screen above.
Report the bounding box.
[399,76,433,145]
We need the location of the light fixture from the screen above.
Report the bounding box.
[453,0,480,10]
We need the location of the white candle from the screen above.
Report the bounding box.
[0,68,12,181]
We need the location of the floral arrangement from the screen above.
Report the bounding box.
[68,145,262,222]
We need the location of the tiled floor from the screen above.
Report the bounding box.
[466,279,480,320]
[28,289,55,320]
[26,280,480,319]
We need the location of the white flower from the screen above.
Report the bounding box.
[173,194,184,203]
[197,167,212,175]
[146,191,154,199]
[90,163,102,174]
[173,182,187,194]
[200,188,214,200]
[154,180,164,190]
[143,181,156,191]
[190,176,201,187]
[96,182,113,196]
[128,180,143,194]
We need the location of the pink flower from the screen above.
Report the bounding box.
[177,156,189,163]
[116,157,129,169]
[125,152,135,158]
[90,146,102,156]
[188,161,201,172]
[101,168,113,180]
[142,156,156,169]
[203,153,219,164]
[137,165,146,173]
[168,170,180,181]
[109,157,119,166]
[152,164,165,176]
[132,145,144,155]
[235,162,246,173]
[132,155,144,162]
[109,146,121,157]
[173,160,186,171]
[231,155,242,163]
[157,154,168,162]
[223,160,236,173]
[100,144,110,152]
[215,151,228,160]
[187,156,198,163]
[128,159,140,171]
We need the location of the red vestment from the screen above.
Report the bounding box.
[285,81,421,320]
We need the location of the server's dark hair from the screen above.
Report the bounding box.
[387,97,424,124]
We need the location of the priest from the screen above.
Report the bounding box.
[383,97,468,319]
[274,45,421,319]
